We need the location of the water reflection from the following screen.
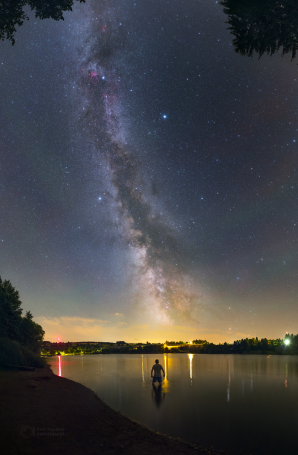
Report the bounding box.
[164,354,168,380]
[162,354,169,393]
[50,354,298,455]
[58,355,62,377]
[151,383,166,408]
[227,359,230,402]
[188,353,193,383]
[220,0,298,60]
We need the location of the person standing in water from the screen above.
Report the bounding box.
[151,359,165,385]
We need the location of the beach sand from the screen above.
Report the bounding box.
[0,364,233,455]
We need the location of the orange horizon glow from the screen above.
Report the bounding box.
[37,315,290,346]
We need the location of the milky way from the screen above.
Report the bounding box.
[72,3,205,326]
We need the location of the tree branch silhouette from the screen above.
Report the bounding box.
[220,0,298,60]
[0,0,86,45]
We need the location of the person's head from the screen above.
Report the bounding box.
[155,359,159,364]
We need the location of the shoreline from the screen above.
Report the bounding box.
[42,351,297,356]
[0,364,242,455]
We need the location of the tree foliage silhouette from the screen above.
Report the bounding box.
[0,277,44,353]
[0,0,86,45]
[220,0,298,60]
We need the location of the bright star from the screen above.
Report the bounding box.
[162,115,167,119]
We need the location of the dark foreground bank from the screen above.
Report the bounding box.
[0,364,243,455]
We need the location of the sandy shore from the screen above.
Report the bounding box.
[0,364,237,455]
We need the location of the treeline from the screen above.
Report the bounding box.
[0,277,45,367]
[44,343,166,356]
[45,336,298,356]
[103,344,165,354]
[45,345,103,356]
[165,339,208,346]
[179,336,296,355]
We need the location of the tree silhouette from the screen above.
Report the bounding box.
[0,276,44,352]
[220,0,298,60]
[0,0,86,45]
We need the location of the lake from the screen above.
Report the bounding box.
[50,354,298,455]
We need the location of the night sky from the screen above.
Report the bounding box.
[1,0,297,342]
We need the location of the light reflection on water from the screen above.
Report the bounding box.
[58,355,62,377]
[50,354,298,455]
[189,353,193,382]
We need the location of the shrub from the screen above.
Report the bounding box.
[0,337,46,368]
[0,337,23,366]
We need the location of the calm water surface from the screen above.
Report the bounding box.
[50,354,298,455]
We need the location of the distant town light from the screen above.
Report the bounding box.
[284,339,290,345]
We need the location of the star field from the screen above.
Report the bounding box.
[0,0,297,342]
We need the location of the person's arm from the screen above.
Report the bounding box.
[151,366,154,377]
[161,366,165,377]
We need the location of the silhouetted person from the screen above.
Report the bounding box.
[151,359,165,385]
